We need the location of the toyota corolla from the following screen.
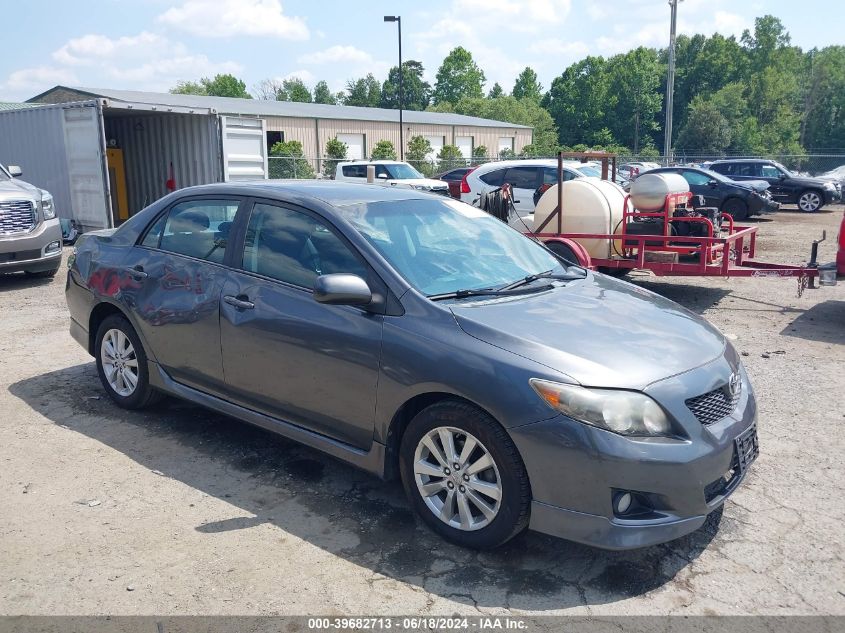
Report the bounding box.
[65,181,758,550]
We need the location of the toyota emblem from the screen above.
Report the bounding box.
[728,372,741,397]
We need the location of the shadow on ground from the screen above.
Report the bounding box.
[780,300,845,344]
[0,272,54,292]
[9,363,726,611]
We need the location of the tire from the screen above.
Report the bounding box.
[25,267,59,279]
[545,241,579,266]
[598,266,630,278]
[95,314,161,409]
[797,189,823,213]
[399,400,531,549]
[721,198,748,221]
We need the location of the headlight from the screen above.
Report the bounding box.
[411,184,428,190]
[823,182,836,190]
[41,194,55,219]
[529,379,673,437]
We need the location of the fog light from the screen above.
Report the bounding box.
[614,492,632,515]
[45,240,61,253]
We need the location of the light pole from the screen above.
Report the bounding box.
[663,0,679,166]
[384,15,403,160]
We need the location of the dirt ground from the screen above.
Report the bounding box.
[1,206,843,616]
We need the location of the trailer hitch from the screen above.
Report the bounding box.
[805,230,826,292]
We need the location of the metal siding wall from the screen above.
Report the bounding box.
[0,106,73,220]
[104,112,220,214]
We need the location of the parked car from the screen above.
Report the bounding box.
[461,159,589,215]
[435,166,476,199]
[819,164,845,195]
[67,181,758,550]
[619,162,661,181]
[709,159,840,212]
[645,166,779,220]
[0,163,62,278]
[335,160,449,196]
[837,207,845,276]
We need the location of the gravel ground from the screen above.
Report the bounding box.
[1,206,843,616]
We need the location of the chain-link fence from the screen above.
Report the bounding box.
[267,153,845,181]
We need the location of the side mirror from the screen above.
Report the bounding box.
[7,165,22,177]
[313,273,372,306]
[708,179,718,187]
[376,173,389,179]
[779,173,787,180]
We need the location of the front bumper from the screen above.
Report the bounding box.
[750,195,780,215]
[0,218,63,274]
[512,353,757,550]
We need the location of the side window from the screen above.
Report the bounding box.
[760,164,780,178]
[342,165,366,178]
[140,213,167,248]
[542,167,578,184]
[374,164,390,178]
[242,203,367,289]
[737,164,756,177]
[682,170,711,186]
[479,169,506,186]
[503,167,539,190]
[153,199,239,263]
[713,163,732,175]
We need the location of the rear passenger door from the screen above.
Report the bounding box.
[502,166,540,214]
[219,199,384,449]
[129,197,243,392]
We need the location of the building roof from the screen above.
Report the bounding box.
[28,86,531,129]
[0,102,39,111]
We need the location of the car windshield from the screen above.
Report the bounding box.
[385,163,425,179]
[699,168,731,183]
[771,161,794,178]
[576,165,602,177]
[342,198,564,297]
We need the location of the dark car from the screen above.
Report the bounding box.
[435,166,475,199]
[646,166,779,220]
[66,181,757,550]
[709,159,840,213]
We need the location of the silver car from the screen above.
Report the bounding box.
[66,182,758,550]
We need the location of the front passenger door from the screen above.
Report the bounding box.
[219,200,384,449]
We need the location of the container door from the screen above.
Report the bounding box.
[221,116,268,181]
[62,106,111,230]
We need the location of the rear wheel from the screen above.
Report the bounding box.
[95,314,161,409]
[399,401,531,549]
[721,198,748,221]
[545,241,579,266]
[797,190,823,213]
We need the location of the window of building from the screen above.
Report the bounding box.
[266,131,284,154]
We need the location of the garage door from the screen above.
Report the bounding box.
[221,116,268,181]
[337,134,365,160]
[456,136,473,159]
[498,137,514,154]
[425,135,444,160]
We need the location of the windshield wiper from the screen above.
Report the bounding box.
[499,268,587,291]
[428,284,554,301]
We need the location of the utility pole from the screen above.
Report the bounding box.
[384,15,404,160]
[664,0,679,166]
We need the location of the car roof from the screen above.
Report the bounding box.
[473,159,584,172]
[710,158,771,164]
[338,160,407,165]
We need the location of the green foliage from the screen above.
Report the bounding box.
[512,67,542,102]
[313,81,336,105]
[406,135,433,162]
[171,74,251,98]
[487,83,505,99]
[276,78,312,103]
[437,145,464,170]
[801,46,845,149]
[543,56,610,148]
[381,61,431,111]
[323,136,347,178]
[269,140,315,179]
[499,148,516,160]
[676,98,732,153]
[433,47,485,104]
[343,74,381,107]
[370,140,397,160]
[472,145,488,160]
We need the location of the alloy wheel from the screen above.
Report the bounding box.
[100,328,139,397]
[413,426,502,531]
[798,191,821,212]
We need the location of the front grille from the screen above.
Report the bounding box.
[0,199,36,235]
[686,381,741,425]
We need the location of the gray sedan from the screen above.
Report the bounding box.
[65,181,757,550]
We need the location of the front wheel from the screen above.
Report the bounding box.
[399,400,531,549]
[722,198,748,221]
[797,190,823,213]
[95,314,161,409]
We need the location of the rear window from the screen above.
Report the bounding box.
[502,166,538,189]
[341,165,368,178]
[479,168,506,186]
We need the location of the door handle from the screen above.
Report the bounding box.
[124,265,148,279]
[223,295,255,310]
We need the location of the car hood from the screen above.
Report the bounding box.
[449,274,726,390]
[387,178,447,189]
[789,175,834,188]
[0,177,41,200]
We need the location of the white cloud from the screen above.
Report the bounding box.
[158,0,308,40]
[453,0,571,25]
[1,66,80,98]
[528,39,589,57]
[282,69,315,84]
[298,45,372,65]
[713,11,750,37]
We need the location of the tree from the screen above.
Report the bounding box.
[323,136,347,178]
[343,74,381,107]
[277,78,312,103]
[512,67,542,102]
[544,56,610,147]
[433,47,485,104]
[604,48,663,152]
[487,83,505,99]
[269,140,315,179]
[172,75,252,98]
[406,135,433,163]
[253,78,282,100]
[437,145,464,170]
[370,140,397,160]
[313,80,337,105]
[381,60,431,111]
[676,98,732,153]
[802,46,845,149]
[472,145,488,163]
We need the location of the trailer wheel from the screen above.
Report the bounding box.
[544,239,590,268]
[722,198,748,221]
[597,267,630,278]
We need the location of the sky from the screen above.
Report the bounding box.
[0,0,840,102]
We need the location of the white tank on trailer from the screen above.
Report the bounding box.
[532,178,627,259]
[629,172,689,211]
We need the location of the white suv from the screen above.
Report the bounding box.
[460,159,593,215]
[335,161,449,196]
